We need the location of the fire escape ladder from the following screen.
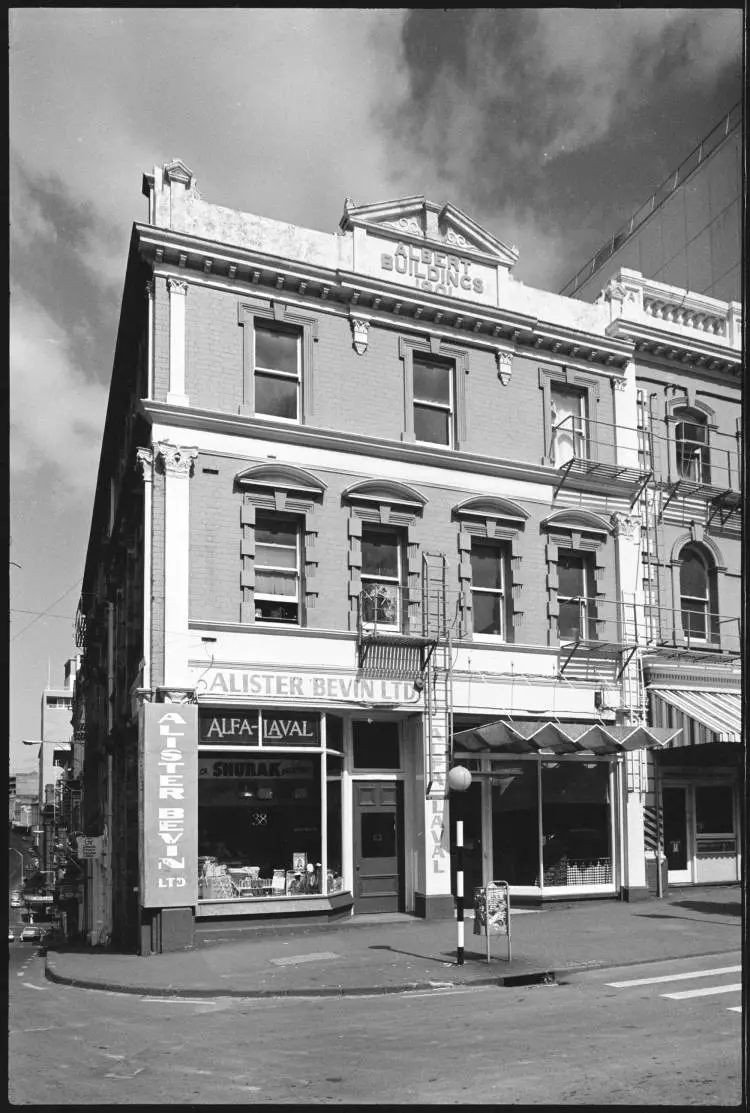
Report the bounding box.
[421,553,453,799]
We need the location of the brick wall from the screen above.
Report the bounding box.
[187,454,618,646]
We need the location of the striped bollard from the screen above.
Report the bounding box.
[456,819,464,965]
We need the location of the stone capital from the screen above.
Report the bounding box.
[156,443,198,478]
[167,277,188,297]
[135,447,154,481]
[610,512,639,540]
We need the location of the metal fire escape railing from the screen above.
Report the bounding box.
[355,553,454,798]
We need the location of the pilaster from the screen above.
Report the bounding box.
[156,443,198,688]
[166,278,189,406]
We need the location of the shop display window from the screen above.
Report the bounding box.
[198,753,324,898]
[491,763,540,886]
[489,758,613,889]
[541,762,611,886]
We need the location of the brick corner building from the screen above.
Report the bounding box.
[74,160,742,953]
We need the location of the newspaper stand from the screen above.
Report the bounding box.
[473,881,511,963]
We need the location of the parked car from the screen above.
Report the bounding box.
[8,930,14,943]
[20,925,43,942]
[10,898,21,908]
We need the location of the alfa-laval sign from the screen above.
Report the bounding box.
[197,669,421,706]
[139,703,198,909]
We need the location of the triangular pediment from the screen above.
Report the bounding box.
[340,195,518,267]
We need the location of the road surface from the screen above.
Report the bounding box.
[9,945,742,1104]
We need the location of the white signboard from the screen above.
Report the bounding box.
[76,836,103,860]
[195,668,422,707]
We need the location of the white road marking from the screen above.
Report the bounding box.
[727,1006,742,1013]
[662,983,741,1000]
[139,996,215,1004]
[606,965,741,988]
[21,982,45,991]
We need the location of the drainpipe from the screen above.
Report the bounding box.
[136,449,153,693]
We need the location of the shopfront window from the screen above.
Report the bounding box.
[487,757,614,890]
[491,763,540,887]
[198,751,323,898]
[541,762,611,886]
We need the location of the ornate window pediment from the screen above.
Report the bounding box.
[541,508,612,537]
[235,463,327,498]
[343,479,427,511]
[454,496,529,524]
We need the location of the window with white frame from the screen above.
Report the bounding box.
[413,353,455,446]
[678,543,718,644]
[550,382,588,465]
[254,323,301,421]
[470,539,511,639]
[556,549,598,640]
[360,525,403,630]
[254,512,302,624]
[673,407,710,483]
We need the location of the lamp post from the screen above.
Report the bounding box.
[10,847,24,885]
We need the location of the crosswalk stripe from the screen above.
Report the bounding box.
[606,965,741,988]
[662,983,741,1000]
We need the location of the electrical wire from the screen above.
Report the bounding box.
[10,578,83,643]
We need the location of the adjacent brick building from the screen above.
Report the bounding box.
[74,160,741,953]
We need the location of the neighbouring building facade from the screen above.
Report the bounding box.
[560,102,742,305]
[74,160,742,954]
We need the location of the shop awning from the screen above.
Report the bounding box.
[649,689,741,743]
[452,719,681,756]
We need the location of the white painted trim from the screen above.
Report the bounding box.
[167,280,189,405]
[151,422,555,504]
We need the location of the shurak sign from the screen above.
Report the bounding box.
[139,703,198,909]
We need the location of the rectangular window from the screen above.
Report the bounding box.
[254,323,301,421]
[471,540,511,639]
[557,550,597,640]
[551,383,588,465]
[254,512,301,625]
[413,354,454,447]
[360,525,403,629]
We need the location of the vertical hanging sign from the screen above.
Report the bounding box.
[139,702,198,908]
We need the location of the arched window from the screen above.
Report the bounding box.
[674,407,710,483]
[678,544,718,644]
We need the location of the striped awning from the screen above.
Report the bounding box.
[649,689,741,743]
[452,719,681,756]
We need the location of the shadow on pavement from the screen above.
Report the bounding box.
[668,899,741,917]
[369,943,489,966]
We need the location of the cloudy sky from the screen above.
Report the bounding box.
[9,8,742,771]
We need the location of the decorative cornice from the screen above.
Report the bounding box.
[136,225,633,372]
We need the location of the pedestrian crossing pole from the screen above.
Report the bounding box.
[456,819,464,965]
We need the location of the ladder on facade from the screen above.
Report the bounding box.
[421,553,454,799]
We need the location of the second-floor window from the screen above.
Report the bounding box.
[413,354,454,447]
[674,408,710,483]
[550,383,588,465]
[254,512,301,624]
[254,323,301,421]
[471,540,511,639]
[360,525,403,629]
[678,543,717,644]
[557,549,597,640]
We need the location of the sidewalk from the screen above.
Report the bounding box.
[44,885,741,999]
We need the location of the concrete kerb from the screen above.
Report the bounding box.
[44,945,742,1000]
